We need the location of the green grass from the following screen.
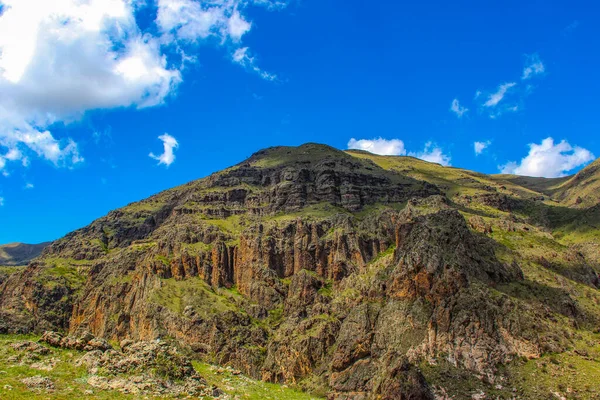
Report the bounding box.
[317,281,333,297]
[197,214,245,234]
[347,150,541,199]
[181,241,214,254]
[0,335,140,400]
[248,144,350,170]
[0,265,26,276]
[509,331,600,399]
[369,244,396,264]
[36,258,89,290]
[155,254,171,266]
[120,200,166,214]
[90,239,109,254]
[268,203,348,222]
[193,362,323,399]
[151,277,239,318]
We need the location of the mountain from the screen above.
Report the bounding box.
[1,143,600,399]
[0,242,50,266]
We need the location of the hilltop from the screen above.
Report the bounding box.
[1,143,599,399]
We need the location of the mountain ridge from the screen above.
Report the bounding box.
[1,143,600,399]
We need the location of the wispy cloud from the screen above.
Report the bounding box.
[522,54,545,80]
[484,82,517,107]
[562,20,580,36]
[500,137,595,178]
[474,140,491,155]
[232,47,277,81]
[0,197,4,206]
[459,53,548,119]
[149,134,179,167]
[450,99,468,118]
[409,142,451,166]
[24,183,34,190]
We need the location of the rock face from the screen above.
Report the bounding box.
[1,143,599,398]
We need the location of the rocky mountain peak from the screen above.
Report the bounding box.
[1,144,600,399]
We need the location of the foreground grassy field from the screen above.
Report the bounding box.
[0,335,321,400]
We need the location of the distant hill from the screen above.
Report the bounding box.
[0,242,51,266]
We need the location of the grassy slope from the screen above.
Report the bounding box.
[0,335,321,400]
[346,150,550,200]
[492,159,600,210]
[553,159,600,208]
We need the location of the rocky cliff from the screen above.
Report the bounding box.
[1,143,600,399]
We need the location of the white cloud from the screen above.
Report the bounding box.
[232,47,277,81]
[500,137,595,178]
[522,54,545,80]
[0,0,180,171]
[347,137,451,166]
[0,0,283,173]
[450,99,468,118]
[1,145,28,172]
[347,138,406,156]
[474,140,491,155]
[4,148,21,161]
[156,0,252,42]
[253,0,290,10]
[409,142,451,166]
[484,82,517,107]
[228,9,252,41]
[2,130,83,166]
[25,183,34,189]
[0,197,4,206]
[156,0,275,79]
[149,133,179,167]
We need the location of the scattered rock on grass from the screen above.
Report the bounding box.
[21,375,54,391]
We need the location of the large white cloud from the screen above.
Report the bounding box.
[500,137,595,178]
[0,0,282,175]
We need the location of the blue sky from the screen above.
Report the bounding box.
[0,0,598,244]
